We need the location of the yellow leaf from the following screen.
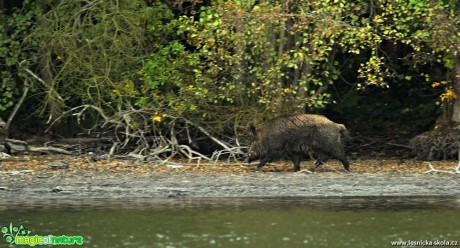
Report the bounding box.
[153,116,162,123]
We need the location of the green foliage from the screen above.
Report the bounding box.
[180,1,340,113]
[2,0,459,144]
[136,41,200,116]
[0,0,44,111]
[173,0,458,124]
[26,0,162,118]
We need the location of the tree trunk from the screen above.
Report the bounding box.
[411,54,460,160]
[451,54,460,126]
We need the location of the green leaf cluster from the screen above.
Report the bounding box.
[0,0,44,111]
[1,0,459,141]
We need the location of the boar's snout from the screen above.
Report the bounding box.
[246,151,259,164]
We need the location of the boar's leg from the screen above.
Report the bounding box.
[256,156,270,170]
[291,154,302,172]
[338,157,350,172]
[256,149,277,171]
[312,160,323,171]
[315,156,350,172]
[312,151,329,171]
[329,148,350,172]
[330,150,350,172]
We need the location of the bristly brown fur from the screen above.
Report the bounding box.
[247,114,350,172]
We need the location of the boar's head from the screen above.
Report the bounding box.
[247,125,263,163]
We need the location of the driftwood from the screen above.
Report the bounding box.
[423,150,460,174]
[424,162,460,174]
[3,138,72,155]
[3,100,247,164]
[0,170,34,175]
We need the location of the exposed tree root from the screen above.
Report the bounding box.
[409,129,460,160]
[2,104,247,164]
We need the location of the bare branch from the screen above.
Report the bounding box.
[424,162,459,174]
[46,104,122,132]
[21,63,65,103]
[5,138,72,155]
[4,81,29,131]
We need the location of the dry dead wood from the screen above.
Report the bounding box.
[4,138,72,155]
[410,129,460,160]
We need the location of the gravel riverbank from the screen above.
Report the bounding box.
[1,169,459,200]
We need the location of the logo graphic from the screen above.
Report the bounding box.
[1,223,31,244]
[1,223,83,246]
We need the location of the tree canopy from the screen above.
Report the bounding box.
[1,0,459,159]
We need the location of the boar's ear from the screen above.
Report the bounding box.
[250,124,257,136]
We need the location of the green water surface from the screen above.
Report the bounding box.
[1,197,459,248]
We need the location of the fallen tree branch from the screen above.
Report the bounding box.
[5,138,72,155]
[424,149,460,174]
[424,162,460,174]
[184,118,233,152]
[178,144,212,162]
[211,146,247,162]
[0,170,34,175]
[40,106,246,164]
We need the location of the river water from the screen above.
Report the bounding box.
[1,197,459,248]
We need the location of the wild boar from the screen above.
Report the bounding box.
[247,114,350,172]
